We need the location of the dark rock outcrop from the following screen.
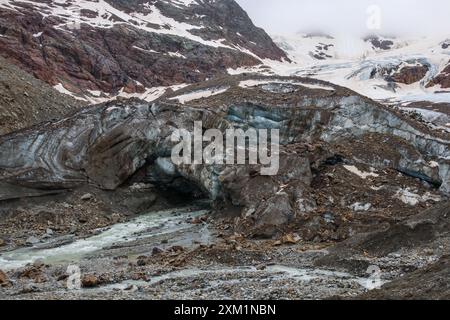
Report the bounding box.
[0,75,449,237]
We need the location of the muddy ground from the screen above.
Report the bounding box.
[0,180,448,300]
[0,153,448,300]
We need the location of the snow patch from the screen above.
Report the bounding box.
[169,87,230,103]
[429,161,439,168]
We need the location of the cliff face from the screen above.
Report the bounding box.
[0,75,447,237]
[0,0,288,100]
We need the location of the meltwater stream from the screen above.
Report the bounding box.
[0,207,210,270]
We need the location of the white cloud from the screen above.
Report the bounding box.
[236,0,450,37]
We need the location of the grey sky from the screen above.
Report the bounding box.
[235,0,450,37]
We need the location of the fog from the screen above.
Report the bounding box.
[235,0,450,37]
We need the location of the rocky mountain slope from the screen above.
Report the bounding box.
[0,75,448,238]
[270,33,450,96]
[0,55,84,135]
[0,0,287,102]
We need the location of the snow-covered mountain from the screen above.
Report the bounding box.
[0,0,287,102]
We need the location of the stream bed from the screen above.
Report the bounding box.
[0,206,383,299]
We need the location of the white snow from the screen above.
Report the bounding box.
[133,46,186,59]
[298,82,335,91]
[239,79,282,88]
[343,165,379,179]
[87,90,102,97]
[132,46,160,54]
[169,86,230,103]
[170,0,197,7]
[229,33,450,107]
[168,51,187,59]
[56,83,188,104]
[429,161,439,168]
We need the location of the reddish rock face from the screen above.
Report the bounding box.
[0,56,83,135]
[0,0,288,96]
[427,61,450,88]
[392,65,429,85]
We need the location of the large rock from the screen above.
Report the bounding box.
[0,75,449,236]
[0,56,83,135]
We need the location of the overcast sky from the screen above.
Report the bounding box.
[235,0,450,37]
